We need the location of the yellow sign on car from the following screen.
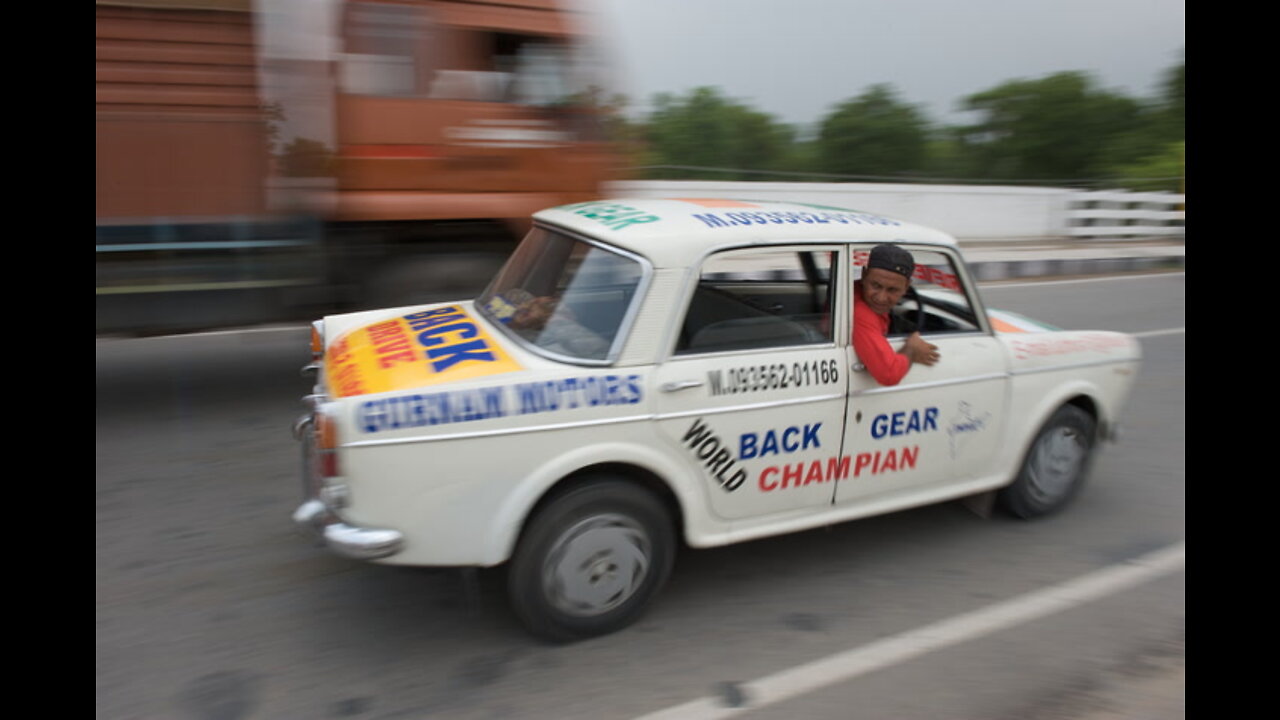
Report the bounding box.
[325,305,523,398]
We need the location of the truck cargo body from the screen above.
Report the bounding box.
[96,0,615,334]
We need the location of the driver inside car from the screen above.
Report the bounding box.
[853,244,941,386]
[508,289,611,359]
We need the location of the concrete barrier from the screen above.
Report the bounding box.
[605,180,1184,243]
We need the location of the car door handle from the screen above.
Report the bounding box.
[660,380,703,392]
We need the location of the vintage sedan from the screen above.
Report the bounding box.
[292,198,1141,641]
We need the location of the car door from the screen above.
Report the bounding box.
[653,245,852,522]
[834,245,1009,507]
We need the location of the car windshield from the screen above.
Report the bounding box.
[477,226,645,362]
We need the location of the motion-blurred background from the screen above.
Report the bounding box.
[96,0,1183,336]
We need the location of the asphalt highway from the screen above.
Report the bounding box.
[96,271,1184,720]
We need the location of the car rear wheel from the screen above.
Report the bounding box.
[507,479,674,642]
[998,404,1096,519]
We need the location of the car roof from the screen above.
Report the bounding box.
[533,197,959,268]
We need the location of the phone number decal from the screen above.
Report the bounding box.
[707,360,840,396]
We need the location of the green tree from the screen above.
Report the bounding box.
[1108,141,1183,192]
[816,84,930,178]
[642,87,796,179]
[957,71,1142,182]
[918,132,973,180]
[1100,55,1184,189]
[1158,54,1184,142]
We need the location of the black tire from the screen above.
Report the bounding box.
[998,404,1097,519]
[507,480,675,642]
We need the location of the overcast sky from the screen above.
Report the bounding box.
[574,0,1185,130]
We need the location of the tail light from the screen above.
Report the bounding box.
[316,410,340,478]
[303,320,326,378]
[310,320,326,360]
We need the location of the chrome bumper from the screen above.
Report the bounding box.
[292,499,405,561]
[294,394,404,561]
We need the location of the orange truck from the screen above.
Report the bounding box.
[96,0,616,334]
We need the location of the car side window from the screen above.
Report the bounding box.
[854,247,982,337]
[676,248,835,354]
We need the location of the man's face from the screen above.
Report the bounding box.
[861,267,910,315]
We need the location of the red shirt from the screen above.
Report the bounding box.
[853,281,909,386]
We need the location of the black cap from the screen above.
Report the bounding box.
[867,244,914,279]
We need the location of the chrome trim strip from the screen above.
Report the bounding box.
[851,357,1136,397]
[885,329,989,341]
[852,372,1008,396]
[1009,358,1139,376]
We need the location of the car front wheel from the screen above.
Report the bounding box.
[507,479,675,642]
[998,404,1096,519]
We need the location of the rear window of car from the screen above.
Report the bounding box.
[479,226,646,362]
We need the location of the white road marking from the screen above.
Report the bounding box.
[636,542,1185,720]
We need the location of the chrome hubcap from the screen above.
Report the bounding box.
[543,514,650,617]
[1026,427,1087,504]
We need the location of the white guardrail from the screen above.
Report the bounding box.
[605,180,1185,243]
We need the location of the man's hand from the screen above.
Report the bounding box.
[903,332,940,366]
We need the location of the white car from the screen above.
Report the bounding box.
[293,198,1141,641]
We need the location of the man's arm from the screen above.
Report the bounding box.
[852,312,911,386]
[853,318,940,386]
[903,331,940,367]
